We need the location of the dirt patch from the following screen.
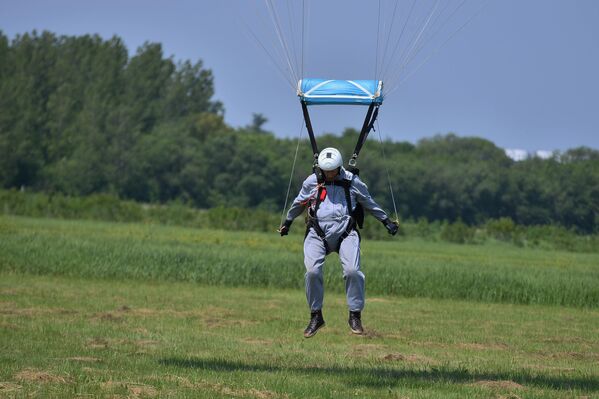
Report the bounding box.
[560,351,598,360]
[134,340,160,348]
[151,376,286,398]
[264,301,282,309]
[101,381,158,398]
[203,316,255,329]
[160,375,195,388]
[87,337,109,349]
[120,305,227,318]
[352,344,386,357]
[86,337,124,349]
[242,338,273,345]
[0,382,22,392]
[125,308,161,316]
[382,353,436,363]
[410,341,445,348]
[537,351,599,361]
[525,364,575,372]
[129,385,158,398]
[360,328,383,339]
[368,297,391,303]
[86,337,157,351]
[472,380,524,390]
[0,307,77,316]
[196,381,287,399]
[66,357,102,363]
[132,327,151,335]
[0,321,18,330]
[14,369,70,384]
[110,305,253,328]
[410,341,509,351]
[97,305,254,328]
[456,342,509,351]
[0,289,21,296]
[541,336,591,344]
[92,312,124,323]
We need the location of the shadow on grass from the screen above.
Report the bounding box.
[159,357,598,392]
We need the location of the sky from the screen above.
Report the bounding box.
[1,0,598,152]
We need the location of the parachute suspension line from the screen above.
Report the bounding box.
[265,0,300,84]
[373,0,382,81]
[240,18,296,91]
[388,0,490,94]
[301,0,306,80]
[396,0,442,77]
[399,0,465,69]
[379,0,400,75]
[375,119,400,224]
[280,120,306,226]
[380,0,417,82]
[387,0,466,91]
[284,0,301,79]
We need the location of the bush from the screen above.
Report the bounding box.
[485,217,516,241]
[2,189,599,252]
[440,220,475,244]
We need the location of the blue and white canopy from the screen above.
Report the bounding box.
[298,79,384,106]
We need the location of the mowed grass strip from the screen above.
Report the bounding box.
[1,274,598,398]
[1,215,599,307]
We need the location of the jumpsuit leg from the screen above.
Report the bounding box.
[303,229,327,311]
[338,230,365,312]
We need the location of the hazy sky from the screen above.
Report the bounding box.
[1,0,598,152]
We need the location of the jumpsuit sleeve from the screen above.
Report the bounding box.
[285,174,318,221]
[352,176,389,222]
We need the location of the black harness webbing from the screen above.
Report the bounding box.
[298,99,378,242]
[305,179,361,254]
[349,103,380,167]
[300,100,380,170]
[301,100,319,169]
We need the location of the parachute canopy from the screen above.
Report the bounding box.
[298,79,383,106]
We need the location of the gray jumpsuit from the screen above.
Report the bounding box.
[285,168,388,312]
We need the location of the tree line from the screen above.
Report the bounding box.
[1,31,598,233]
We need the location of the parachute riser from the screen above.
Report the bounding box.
[299,99,380,176]
[300,100,319,157]
[349,103,380,169]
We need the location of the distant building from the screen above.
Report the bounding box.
[505,149,528,161]
[505,148,555,161]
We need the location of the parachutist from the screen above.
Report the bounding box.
[279,147,396,337]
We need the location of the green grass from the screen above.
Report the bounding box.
[1,215,598,397]
[1,274,598,398]
[1,215,598,307]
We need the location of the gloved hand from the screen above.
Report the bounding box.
[279,219,293,236]
[382,218,399,236]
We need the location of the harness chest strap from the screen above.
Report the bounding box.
[305,178,360,253]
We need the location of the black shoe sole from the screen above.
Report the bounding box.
[303,322,325,338]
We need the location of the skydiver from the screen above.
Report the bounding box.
[279,147,399,338]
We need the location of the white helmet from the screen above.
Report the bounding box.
[318,147,343,171]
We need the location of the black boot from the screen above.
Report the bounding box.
[304,310,325,338]
[348,311,363,334]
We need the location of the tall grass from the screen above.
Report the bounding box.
[1,215,598,308]
[2,189,598,252]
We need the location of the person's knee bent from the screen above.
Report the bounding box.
[343,268,364,281]
[305,267,322,281]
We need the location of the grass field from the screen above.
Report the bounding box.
[1,216,598,307]
[1,275,598,398]
[1,215,599,398]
